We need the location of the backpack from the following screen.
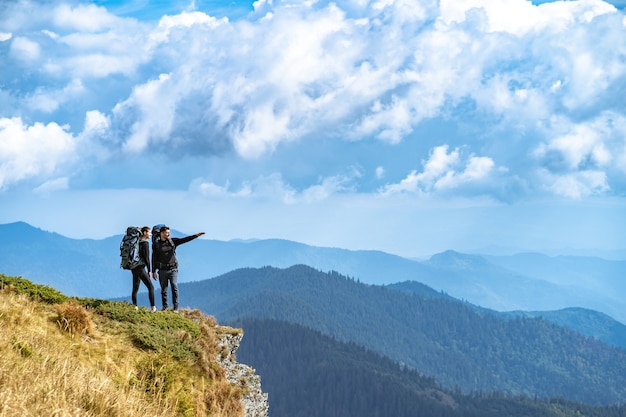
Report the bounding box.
[120,226,144,270]
[151,224,166,246]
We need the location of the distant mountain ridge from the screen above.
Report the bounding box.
[1,221,625,324]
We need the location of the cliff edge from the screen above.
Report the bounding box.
[217,332,269,417]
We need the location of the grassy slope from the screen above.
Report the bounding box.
[0,274,245,417]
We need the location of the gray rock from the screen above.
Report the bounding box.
[217,332,269,417]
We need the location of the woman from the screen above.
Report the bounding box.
[132,226,157,312]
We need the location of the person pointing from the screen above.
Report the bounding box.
[151,226,205,311]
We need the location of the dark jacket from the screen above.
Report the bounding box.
[137,240,151,273]
[152,235,199,271]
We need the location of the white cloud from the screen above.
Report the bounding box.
[534,112,626,181]
[539,169,610,199]
[190,179,252,198]
[10,36,41,62]
[300,172,359,203]
[0,117,76,189]
[232,104,292,158]
[25,79,85,113]
[439,0,615,35]
[33,177,70,194]
[151,10,226,43]
[83,110,110,133]
[381,145,497,196]
[532,112,626,199]
[115,73,175,153]
[190,170,359,204]
[1,0,626,203]
[53,3,122,32]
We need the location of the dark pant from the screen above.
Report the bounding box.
[131,267,155,307]
[158,269,179,310]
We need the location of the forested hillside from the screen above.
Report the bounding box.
[179,265,626,405]
[233,318,626,417]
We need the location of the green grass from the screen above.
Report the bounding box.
[0,273,246,417]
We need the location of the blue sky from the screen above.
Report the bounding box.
[1,0,625,258]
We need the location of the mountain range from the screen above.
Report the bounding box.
[2,221,624,324]
[170,265,626,405]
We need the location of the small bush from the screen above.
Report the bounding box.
[55,302,94,337]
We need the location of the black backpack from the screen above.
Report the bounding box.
[119,227,144,270]
[151,224,166,246]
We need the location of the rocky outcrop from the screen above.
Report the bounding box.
[217,332,269,417]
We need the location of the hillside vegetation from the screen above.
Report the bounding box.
[234,317,626,417]
[0,274,246,417]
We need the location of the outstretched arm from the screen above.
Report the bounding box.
[172,232,205,246]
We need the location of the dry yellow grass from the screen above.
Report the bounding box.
[0,280,245,417]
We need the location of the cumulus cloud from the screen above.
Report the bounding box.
[538,169,610,199]
[0,117,76,190]
[1,0,626,201]
[380,145,498,196]
[25,79,85,113]
[10,36,41,62]
[533,112,626,195]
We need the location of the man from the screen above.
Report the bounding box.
[151,225,205,311]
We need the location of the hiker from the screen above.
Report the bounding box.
[132,227,157,312]
[151,225,205,311]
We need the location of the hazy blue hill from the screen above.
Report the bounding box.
[0,222,127,298]
[180,237,437,285]
[233,318,626,417]
[484,252,626,291]
[177,265,626,405]
[389,281,626,350]
[419,250,626,323]
[505,308,626,349]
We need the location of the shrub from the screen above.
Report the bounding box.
[54,302,94,337]
[0,274,68,304]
